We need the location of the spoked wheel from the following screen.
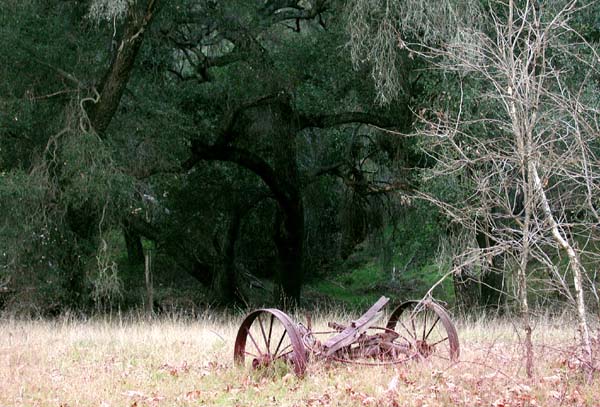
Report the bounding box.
[386,300,460,362]
[234,309,307,376]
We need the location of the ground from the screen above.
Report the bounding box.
[0,311,598,406]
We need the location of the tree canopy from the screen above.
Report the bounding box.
[1,0,598,329]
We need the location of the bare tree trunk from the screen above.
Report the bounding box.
[530,164,593,370]
[518,162,534,378]
[518,237,534,376]
[144,250,153,318]
[507,0,534,377]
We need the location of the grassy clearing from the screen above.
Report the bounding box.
[306,261,454,311]
[0,311,598,406]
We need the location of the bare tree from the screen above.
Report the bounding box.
[347,0,599,376]
[409,0,598,375]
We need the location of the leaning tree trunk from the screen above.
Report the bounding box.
[530,163,593,371]
[60,0,159,307]
[87,0,159,135]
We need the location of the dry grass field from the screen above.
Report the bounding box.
[0,310,598,407]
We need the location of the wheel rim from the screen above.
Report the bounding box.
[386,300,460,362]
[234,309,307,376]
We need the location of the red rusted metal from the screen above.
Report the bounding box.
[234,308,307,376]
[321,296,389,356]
[386,299,460,362]
[234,296,460,377]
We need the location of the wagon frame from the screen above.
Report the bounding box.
[234,296,460,376]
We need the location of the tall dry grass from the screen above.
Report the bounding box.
[0,310,598,406]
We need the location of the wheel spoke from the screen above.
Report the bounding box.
[429,336,449,347]
[385,302,459,364]
[410,312,417,340]
[247,329,263,355]
[267,314,274,350]
[424,316,440,341]
[235,309,307,376]
[274,330,287,356]
[422,309,428,341]
[278,348,294,359]
[399,319,416,340]
[258,315,270,356]
[396,335,412,347]
[276,343,293,358]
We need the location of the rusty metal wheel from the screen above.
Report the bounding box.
[386,300,460,362]
[234,309,307,376]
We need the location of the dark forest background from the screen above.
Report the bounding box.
[1,0,599,317]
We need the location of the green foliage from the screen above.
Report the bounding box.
[344,0,485,104]
[62,133,134,213]
[309,262,385,308]
[0,0,476,313]
[307,200,454,309]
[308,255,454,309]
[0,0,139,312]
[0,169,50,299]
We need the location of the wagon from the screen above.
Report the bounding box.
[234,296,460,376]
